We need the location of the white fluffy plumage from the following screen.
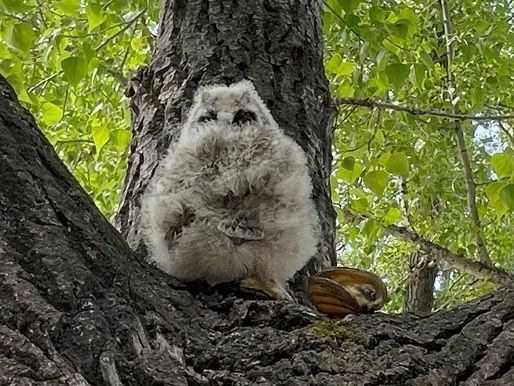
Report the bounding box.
[140,80,320,299]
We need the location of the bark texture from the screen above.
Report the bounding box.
[404,250,438,315]
[114,0,337,282]
[2,71,514,386]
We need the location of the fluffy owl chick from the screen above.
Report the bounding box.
[141,80,320,300]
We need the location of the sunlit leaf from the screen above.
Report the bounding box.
[9,23,35,54]
[92,124,110,155]
[386,152,409,177]
[86,3,107,32]
[363,170,389,195]
[326,53,342,74]
[61,56,88,87]
[491,150,514,179]
[56,0,80,16]
[111,129,132,152]
[499,184,514,211]
[385,63,410,89]
[384,207,402,225]
[41,102,63,126]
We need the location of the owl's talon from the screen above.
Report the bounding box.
[240,277,294,302]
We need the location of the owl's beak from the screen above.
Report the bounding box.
[217,112,233,124]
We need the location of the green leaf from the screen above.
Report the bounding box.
[56,0,80,16]
[111,129,132,152]
[326,53,342,74]
[378,152,391,167]
[486,181,509,216]
[340,0,362,13]
[41,102,63,126]
[384,207,402,225]
[131,37,146,51]
[499,184,514,211]
[86,3,107,32]
[336,82,355,97]
[363,217,382,240]
[363,170,389,195]
[491,150,514,179]
[350,197,368,212]
[369,7,384,22]
[336,160,363,183]
[485,181,506,202]
[61,56,88,87]
[341,156,355,170]
[382,39,400,55]
[337,61,354,76]
[386,152,410,177]
[9,23,35,54]
[385,63,410,89]
[92,124,110,155]
[0,0,32,12]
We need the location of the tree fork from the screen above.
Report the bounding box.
[2,1,514,385]
[114,0,338,286]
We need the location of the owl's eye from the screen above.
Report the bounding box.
[232,109,257,126]
[198,111,217,123]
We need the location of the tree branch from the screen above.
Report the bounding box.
[343,210,512,286]
[335,97,514,121]
[385,225,512,286]
[439,0,491,265]
[498,121,514,147]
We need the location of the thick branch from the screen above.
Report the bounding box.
[335,97,514,121]
[386,225,512,285]
[440,0,491,265]
[343,210,511,285]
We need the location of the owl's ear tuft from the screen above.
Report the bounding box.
[194,86,213,105]
[233,79,259,104]
[234,79,257,92]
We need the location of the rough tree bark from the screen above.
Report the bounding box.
[114,0,337,288]
[2,1,514,385]
[1,83,514,385]
[404,250,438,315]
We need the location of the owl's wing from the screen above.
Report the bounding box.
[164,206,196,246]
[217,216,263,245]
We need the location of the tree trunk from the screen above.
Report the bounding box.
[2,0,514,385]
[404,250,438,315]
[114,0,337,288]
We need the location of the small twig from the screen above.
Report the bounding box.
[498,121,514,147]
[28,73,60,93]
[434,273,467,311]
[59,85,70,124]
[335,98,514,121]
[35,0,47,28]
[102,0,118,10]
[54,139,94,147]
[96,9,146,51]
[322,0,364,42]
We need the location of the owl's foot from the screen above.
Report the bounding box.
[240,276,294,302]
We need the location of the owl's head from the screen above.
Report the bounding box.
[183,80,277,133]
